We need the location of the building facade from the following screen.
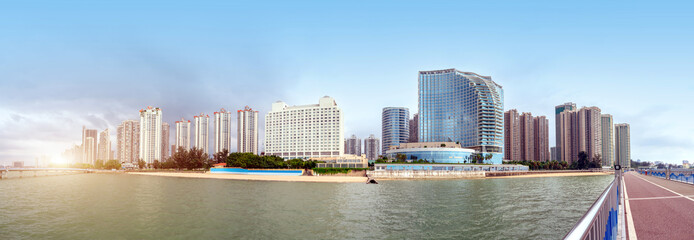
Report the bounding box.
[237,106,259,154]
[214,108,233,153]
[344,134,362,156]
[533,116,549,162]
[615,123,631,168]
[161,122,170,159]
[139,106,162,164]
[194,113,209,154]
[601,114,614,167]
[117,120,139,163]
[519,112,535,161]
[409,113,419,143]
[82,126,98,164]
[97,129,111,161]
[504,110,548,162]
[175,118,191,151]
[504,109,521,161]
[555,102,577,161]
[418,69,504,163]
[84,137,95,165]
[558,106,603,164]
[579,107,602,162]
[364,134,380,161]
[550,146,557,161]
[265,96,343,159]
[382,107,409,154]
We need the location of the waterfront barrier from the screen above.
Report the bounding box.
[637,169,694,185]
[1,168,91,179]
[367,164,528,179]
[209,167,303,176]
[564,169,622,240]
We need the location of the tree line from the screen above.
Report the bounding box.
[148,147,319,170]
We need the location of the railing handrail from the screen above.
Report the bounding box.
[564,179,616,239]
[564,169,621,240]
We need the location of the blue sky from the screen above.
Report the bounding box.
[1,0,693,165]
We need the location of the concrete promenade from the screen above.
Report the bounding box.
[623,171,694,239]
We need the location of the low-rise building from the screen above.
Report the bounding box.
[312,154,368,168]
[385,141,481,164]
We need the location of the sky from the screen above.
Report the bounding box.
[1,0,693,165]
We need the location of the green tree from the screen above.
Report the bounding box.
[137,159,146,169]
[396,153,407,162]
[213,149,230,164]
[104,160,122,170]
[95,160,104,169]
[187,147,209,170]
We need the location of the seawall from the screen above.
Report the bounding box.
[1,169,90,179]
[367,170,485,179]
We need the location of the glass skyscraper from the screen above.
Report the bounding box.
[418,69,504,162]
[382,107,410,154]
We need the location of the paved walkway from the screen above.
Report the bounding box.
[623,171,694,239]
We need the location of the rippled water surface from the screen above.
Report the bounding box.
[0,174,613,239]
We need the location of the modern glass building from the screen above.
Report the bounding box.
[382,107,410,154]
[418,69,504,163]
[385,148,475,164]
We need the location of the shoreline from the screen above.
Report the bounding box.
[127,172,368,183]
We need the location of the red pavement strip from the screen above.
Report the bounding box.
[624,172,694,239]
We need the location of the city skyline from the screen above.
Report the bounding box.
[2,1,693,164]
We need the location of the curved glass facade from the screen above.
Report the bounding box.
[418,69,504,158]
[382,107,409,154]
[385,148,478,164]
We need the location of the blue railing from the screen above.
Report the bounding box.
[564,169,621,240]
[637,169,694,185]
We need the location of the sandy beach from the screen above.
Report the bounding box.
[127,172,368,183]
[487,172,613,179]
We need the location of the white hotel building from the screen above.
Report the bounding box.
[175,118,191,151]
[194,113,210,155]
[214,108,233,153]
[265,96,344,160]
[139,106,162,164]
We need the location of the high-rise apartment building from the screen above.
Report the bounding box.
[504,110,548,161]
[214,108,233,153]
[175,118,191,151]
[161,122,170,159]
[600,114,614,167]
[382,107,409,154]
[97,129,111,161]
[418,69,504,163]
[615,123,631,167]
[579,107,602,161]
[139,106,162,164]
[409,113,419,143]
[237,106,258,154]
[558,106,603,164]
[344,134,362,156]
[265,96,343,159]
[550,146,557,161]
[504,109,521,161]
[519,112,535,161]
[555,102,577,161]
[364,134,380,161]
[194,113,209,154]
[533,116,549,162]
[82,126,98,164]
[117,120,139,163]
[84,137,95,165]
